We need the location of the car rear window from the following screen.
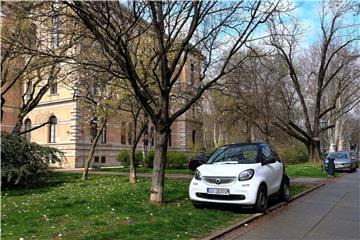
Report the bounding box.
[208,145,259,164]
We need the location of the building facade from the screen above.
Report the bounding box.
[1,3,204,168]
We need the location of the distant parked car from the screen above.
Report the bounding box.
[188,152,211,171]
[325,151,357,172]
[189,143,290,212]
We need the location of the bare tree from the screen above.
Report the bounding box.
[64,0,288,204]
[118,94,148,183]
[1,2,81,134]
[267,0,360,161]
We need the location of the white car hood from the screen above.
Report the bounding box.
[197,163,261,177]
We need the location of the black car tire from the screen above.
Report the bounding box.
[279,176,290,202]
[254,184,268,213]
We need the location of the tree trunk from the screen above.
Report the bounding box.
[129,144,137,184]
[82,120,106,180]
[150,127,168,204]
[308,139,321,163]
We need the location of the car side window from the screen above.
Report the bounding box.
[270,147,280,161]
[261,145,274,162]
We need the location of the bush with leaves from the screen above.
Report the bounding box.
[142,150,154,168]
[167,151,189,169]
[1,131,64,188]
[277,143,308,164]
[142,150,189,169]
[116,150,143,167]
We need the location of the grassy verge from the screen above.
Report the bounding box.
[2,173,245,240]
[291,184,312,196]
[286,163,340,178]
[1,173,316,240]
[99,167,194,175]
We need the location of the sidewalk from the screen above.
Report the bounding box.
[232,171,360,240]
[53,168,324,184]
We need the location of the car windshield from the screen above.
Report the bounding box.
[328,152,348,159]
[207,145,259,164]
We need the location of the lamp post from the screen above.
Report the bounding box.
[320,118,327,156]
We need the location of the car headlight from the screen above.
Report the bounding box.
[195,170,202,180]
[238,169,254,181]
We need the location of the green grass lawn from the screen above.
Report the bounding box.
[1,173,312,240]
[2,173,245,240]
[99,167,194,175]
[286,163,340,178]
[291,185,311,196]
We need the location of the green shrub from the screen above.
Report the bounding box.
[143,150,154,168]
[277,143,308,164]
[141,150,189,169]
[116,150,143,166]
[167,151,189,169]
[1,131,64,188]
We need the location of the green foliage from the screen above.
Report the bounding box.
[1,131,64,188]
[141,150,189,169]
[277,143,308,164]
[143,150,154,168]
[116,150,143,166]
[166,151,189,169]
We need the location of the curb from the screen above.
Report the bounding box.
[200,183,325,240]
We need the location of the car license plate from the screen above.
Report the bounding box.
[207,188,229,195]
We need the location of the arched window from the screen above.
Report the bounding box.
[90,120,97,142]
[189,63,195,85]
[24,118,31,141]
[121,121,126,144]
[48,115,57,143]
[101,125,107,144]
[128,123,133,145]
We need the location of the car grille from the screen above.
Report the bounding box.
[196,193,245,201]
[203,176,237,185]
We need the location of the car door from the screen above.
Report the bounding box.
[260,145,278,195]
[270,146,284,192]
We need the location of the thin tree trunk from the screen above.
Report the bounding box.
[82,120,106,180]
[150,127,168,204]
[129,119,148,183]
[129,144,137,184]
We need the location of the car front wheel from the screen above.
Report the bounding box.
[279,177,290,202]
[254,185,268,213]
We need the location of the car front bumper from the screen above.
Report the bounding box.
[189,178,259,205]
[335,163,351,170]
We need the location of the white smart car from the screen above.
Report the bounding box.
[189,143,290,212]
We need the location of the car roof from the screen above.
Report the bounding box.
[221,142,267,148]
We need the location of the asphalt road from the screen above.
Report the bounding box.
[233,171,360,240]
